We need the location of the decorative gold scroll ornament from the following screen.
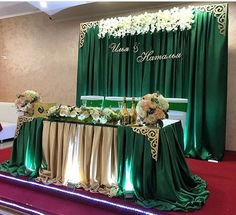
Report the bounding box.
[196,3,227,35]
[132,127,159,161]
[15,116,34,138]
[79,21,98,48]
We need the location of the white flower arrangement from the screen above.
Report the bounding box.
[15,90,41,115]
[136,92,169,127]
[98,7,194,38]
[47,105,121,124]
[47,105,80,119]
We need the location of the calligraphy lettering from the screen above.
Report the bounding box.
[109,43,129,52]
[136,51,182,63]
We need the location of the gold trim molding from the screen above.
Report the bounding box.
[79,21,98,48]
[132,127,159,161]
[15,116,34,138]
[196,3,227,35]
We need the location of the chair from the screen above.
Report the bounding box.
[166,98,188,129]
[104,96,140,109]
[0,102,19,142]
[80,96,104,108]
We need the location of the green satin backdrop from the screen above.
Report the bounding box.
[76,8,228,160]
[77,26,190,98]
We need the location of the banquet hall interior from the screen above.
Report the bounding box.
[0,1,236,215]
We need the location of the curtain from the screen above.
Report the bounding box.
[77,27,190,98]
[184,10,228,160]
[76,6,228,160]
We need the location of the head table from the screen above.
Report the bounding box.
[0,116,208,211]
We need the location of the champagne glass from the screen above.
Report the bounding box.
[82,100,87,107]
[100,99,104,109]
[118,101,122,109]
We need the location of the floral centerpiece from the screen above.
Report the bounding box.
[47,105,121,124]
[47,105,79,119]
[136,92,169,127]
[15,90,41,116]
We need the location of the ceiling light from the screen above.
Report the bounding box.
[40,1,47,9]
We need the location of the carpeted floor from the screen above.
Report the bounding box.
[0,148,236,215]
[168,151,236,215]
[0,180,123,215]
[0,147,11,163]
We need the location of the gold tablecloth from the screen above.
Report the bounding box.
[37,121,118,196]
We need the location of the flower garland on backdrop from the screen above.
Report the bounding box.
[47,105,121,124]
[15,90,41,116]
[98,7,194,38]
[136,92,169,127]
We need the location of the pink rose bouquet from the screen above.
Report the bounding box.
[136,92,169,127]
[15,90,40,116]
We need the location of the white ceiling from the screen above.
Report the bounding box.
[0,2,39,19]
[0,1,94,19]
[0,1,186,21]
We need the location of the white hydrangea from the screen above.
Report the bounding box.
[156,95,169,111]
[97,7,194,38]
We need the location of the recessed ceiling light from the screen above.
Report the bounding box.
[40,1,47,9]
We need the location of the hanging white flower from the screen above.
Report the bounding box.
[97,6,194,38]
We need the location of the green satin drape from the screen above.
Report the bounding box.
[77,26,190,98]
[0,118,43,177]
[117,122,209,211]
[76,8,228,160]
[184,10,228,160]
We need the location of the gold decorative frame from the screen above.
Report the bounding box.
[15,116,34,138]
[132,127,159,161]
[196,3,227,36]
[79,21,98,48]
[79,3,227,48]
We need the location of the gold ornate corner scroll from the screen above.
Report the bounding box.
[132,127,159,161]
[15,116,34,138]
[79,21,98,48]
[196,3,227,36]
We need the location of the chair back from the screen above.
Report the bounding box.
[80,96,104,108]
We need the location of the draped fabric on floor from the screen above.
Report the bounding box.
[0,118,43,177]
[117,122,208,211]
[76,5,228,160]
